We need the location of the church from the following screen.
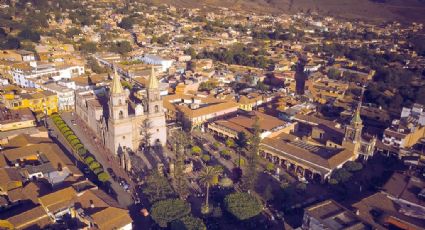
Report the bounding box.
[75,66,167,155]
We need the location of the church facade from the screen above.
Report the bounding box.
[75,67,167,155]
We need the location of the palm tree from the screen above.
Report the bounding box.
[198,166,221,214]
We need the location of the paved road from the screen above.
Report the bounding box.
[57,112,134,207]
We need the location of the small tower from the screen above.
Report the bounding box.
[343,87,365,156]
[109,66,128,120]
[147,66,162,114]
[344,104,363,144]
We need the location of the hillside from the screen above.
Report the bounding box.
[154,0,425,23]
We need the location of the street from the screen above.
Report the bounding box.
[51,112,134,207]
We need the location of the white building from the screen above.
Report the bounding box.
[11,61,84,88]
[135,54,174,72]
[41,83,75,111]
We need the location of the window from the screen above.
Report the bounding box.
[155,105,159,113]
[119,110,124,119]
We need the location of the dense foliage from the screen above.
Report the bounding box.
[197,43,273,69]
[224,192,262,220]
[151,199,191,228]
[170,215,206,230]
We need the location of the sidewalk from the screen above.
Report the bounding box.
[59,112,134,207]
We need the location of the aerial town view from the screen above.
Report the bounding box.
[0,0,424,229]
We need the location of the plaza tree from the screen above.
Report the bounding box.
[170,130,191,199]
[139,119,152,151]
[191,146,202,156]
[143,170,175,203]
[170,215,206,230]
[224,192,262,220]
[198,166,221,214]
[241,118,261,191]
[151,199,191,228]
[225,138,235,148]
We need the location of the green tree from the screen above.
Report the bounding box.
[241,118,261,191]
[80,41,97,54]
[87,57,106,74]
[225,138,235,148]
[236,132,247,149]
[143,170,175,203]
[110,41,132,55]
[201,154,211,162]
[89,161,101,170]
[327,68,341,79]
[170,130,191,199]
[118,16,134,29]
[66,28,82,38]
[97,172,110,182]
[2,37,20,49]
[18,24,36,37]
[224,192,262,220]
[84,156,94,165]
[198,166,221,214]
[344,161,363,172]
[330,168,353,184]
[171,215,206,230]
[151,199,191,228]
[191,146,202,156]
[184,47,196,58]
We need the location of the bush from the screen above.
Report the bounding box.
[57,123,67,129]
[97,172,109,182]
[151,199,191,228]
[224,192,262,220]
[191,146,202,156]
[84,156,94,165]
[201,154,211,162]
[89,161,101,170]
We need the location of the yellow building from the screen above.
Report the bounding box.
[2,90,58,115]
[0,107,36,132]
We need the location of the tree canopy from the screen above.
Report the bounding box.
[170,215,206,230]
[142,171,175,203]
[224,192,262,220]
[151,199,191,228]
